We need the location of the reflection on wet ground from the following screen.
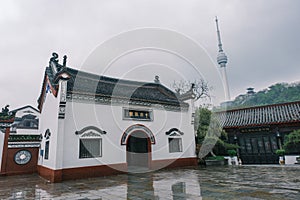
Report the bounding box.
[0,165,300,199]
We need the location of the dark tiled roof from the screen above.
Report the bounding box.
[43,63,187,108]
[216,101,300,128]
[11,105,39,113]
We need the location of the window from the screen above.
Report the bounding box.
[123,108,152,121]
[79,138,102,158]
[44,141,49,160]
[76,126,106,159]
[166,128,184,153]
[168,138,182,153]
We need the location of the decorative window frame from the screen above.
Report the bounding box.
[165,128,184,136]
[75,126,106,135]
[44,129,51,160]
[75,126,106,159]
[166,128,184,153]
[122,108,153,121]
[79,136,102,159]
[121,124,155,145]
[44,129,51,139]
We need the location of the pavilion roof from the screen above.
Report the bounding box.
[38,55,189,111]
[215,101,300,128]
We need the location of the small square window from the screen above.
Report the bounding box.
[168,138,182,153]
[79,138,102,159]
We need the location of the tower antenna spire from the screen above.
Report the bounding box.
[215,16,231,101]
[215,16,223,52]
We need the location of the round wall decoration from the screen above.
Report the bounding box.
[14,150,32,165]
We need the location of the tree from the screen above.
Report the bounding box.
[195,107,238,159]
[172,79,211,101]
[283,130,300,154]
[195,106,211,144]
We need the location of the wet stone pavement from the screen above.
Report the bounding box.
[0,165,300,199]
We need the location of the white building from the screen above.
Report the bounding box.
[10,105,40,135]
[37,53,197,182]
[0,105,40,176]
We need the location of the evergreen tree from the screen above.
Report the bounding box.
[283,130,300,154]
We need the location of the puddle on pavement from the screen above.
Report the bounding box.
[0,165,300,199]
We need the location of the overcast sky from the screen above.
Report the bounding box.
[1,0,300,109]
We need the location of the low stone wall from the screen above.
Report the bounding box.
[285,155,300,165]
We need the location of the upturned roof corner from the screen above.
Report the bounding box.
[38,52,190,112]
[179,84,196,101]
[0,105,15,122]
[49,52,71,83]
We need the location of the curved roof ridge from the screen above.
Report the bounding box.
[216,100,300,114]
[40,65,187,109]
[67,67,160,87]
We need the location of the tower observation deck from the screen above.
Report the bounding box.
[215,17,230,101]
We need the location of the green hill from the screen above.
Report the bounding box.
[225,82,300,109]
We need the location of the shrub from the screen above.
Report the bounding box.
[227,149,237,157]
[206,156,225,161]
[283,130,300,154]
[275,149,285,156]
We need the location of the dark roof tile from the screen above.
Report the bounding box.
[216,101,300,128]
[45,64,187,108]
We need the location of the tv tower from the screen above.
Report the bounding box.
[215,17,231,101]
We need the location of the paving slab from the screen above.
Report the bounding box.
[0,165,300,199]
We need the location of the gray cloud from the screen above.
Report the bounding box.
[0,0,299,109]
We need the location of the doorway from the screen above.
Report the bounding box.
[126,131,151,171]
[238,133,279,164]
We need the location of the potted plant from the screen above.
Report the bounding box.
[276,149,285,165]
[227,149,237,165]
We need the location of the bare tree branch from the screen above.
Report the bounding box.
[172,79,212,101]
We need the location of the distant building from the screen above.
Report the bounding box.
[0,105,40,176]
[218,88,256,109]
[246,87,255,95]
[216,101,300,164]
[10,105,40,135]
[36,53,197,182]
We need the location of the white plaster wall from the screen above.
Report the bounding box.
[13,129,40,135]
[285,155,300,165]
[62,102,125,168]
[62,100,196,169]
[151,108,195,160]
[38,90,60,168]
[54,80,68,169]
[0,130,4,171]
